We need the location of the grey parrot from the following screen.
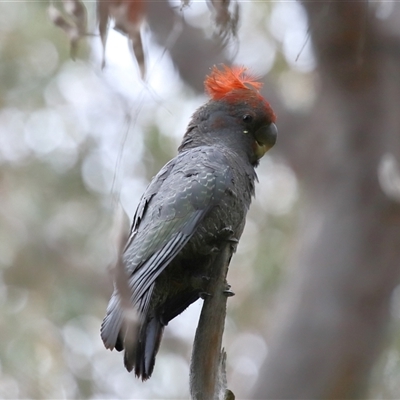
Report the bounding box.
[101,65,277,380]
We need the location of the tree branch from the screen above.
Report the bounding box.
[190,243,234,400]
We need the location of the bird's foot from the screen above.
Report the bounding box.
[210,246,220,254]
[220,227,239,249]
[223,282,235,297]
[200,291,211,299]
[198,276,212,299]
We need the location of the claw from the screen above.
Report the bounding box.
[223,283,235,297]
[223,289,235,297]
[220,227,239,246]
[220,227,234,237]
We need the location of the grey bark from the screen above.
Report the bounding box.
[253,2,400,398]
[190,243,233,400]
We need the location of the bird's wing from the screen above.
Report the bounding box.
[124,147,232,313]
[101,147,232,350]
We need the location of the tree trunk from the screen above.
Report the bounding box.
[253,1,400,398]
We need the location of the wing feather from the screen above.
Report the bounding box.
[129,208,207,309]
[126,149,233,306]
[101,147,234,353]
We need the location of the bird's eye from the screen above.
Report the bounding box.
[243,114,253,123]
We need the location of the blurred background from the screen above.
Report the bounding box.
[1,1,400,399]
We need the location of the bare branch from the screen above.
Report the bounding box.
[190,243,234,400]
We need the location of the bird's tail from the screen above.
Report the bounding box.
[124,315,165,380]
[101,291,125,351]
[101,290,164,381]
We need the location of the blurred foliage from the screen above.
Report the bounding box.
[1,1,400,399]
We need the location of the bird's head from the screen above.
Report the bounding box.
[180,65,277,165]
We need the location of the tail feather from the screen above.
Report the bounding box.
[101,287,199,380]
[124,316,164,380]
[101,287,164,380]
[101,291,124,350]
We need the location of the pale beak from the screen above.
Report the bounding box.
[254,123,278,159]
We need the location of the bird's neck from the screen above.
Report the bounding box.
[178,129,258,201]
[179,125,258,166]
